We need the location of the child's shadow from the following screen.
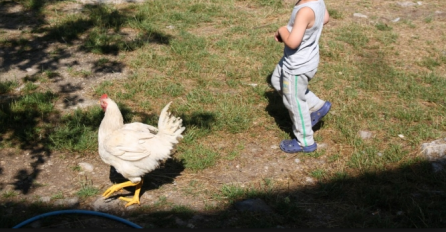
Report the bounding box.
[264,90,294,138]
[107,158,185,199]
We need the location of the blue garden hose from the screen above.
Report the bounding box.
[12,209,143,228]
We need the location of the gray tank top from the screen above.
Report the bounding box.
[283,0,326,75]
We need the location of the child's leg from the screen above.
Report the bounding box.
[306,90,325,112]
[282,72,314,147]
[304,69,332,127]
[270,57,284,94]
[302,69,325,111]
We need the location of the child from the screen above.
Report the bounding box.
[271,0,331,153]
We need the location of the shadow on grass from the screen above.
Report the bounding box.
[0,1,172,80]
[0,158,445,228]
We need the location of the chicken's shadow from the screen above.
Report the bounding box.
[106,157,185,198]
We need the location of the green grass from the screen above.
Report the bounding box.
[50,192,64,200]
[0,0,446,228]
[76,177,100,198]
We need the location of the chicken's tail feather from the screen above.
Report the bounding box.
[157,102,185,144]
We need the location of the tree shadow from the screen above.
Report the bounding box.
[0,91,58,194]
[1,159,445,228]
[0,1,172,78]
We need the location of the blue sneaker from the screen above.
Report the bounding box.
[311,101,331,127]
[280,139,317,153]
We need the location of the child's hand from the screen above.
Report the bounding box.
[275,30,283,43]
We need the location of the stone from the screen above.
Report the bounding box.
[92,196,122,212]
[78,162,94,172]
[421,138,446,161]
[396,1,416,7]
[353,13,368,18]
[359,131,373,139]
[234,198,272,213]
[40,196,51,203]
[431,162,444,173]
[305,177,315,184]
[54,197,79,208]
[317,143,328,150]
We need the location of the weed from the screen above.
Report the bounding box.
[71,165,81,172]
[76,177,100,198]
[51,192,64,200]
[0,80,19,94]
[310,169,326,179]
[2,191,18,198]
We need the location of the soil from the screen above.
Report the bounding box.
[0,0,445,229]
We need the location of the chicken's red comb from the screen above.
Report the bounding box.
[100,94,108,99]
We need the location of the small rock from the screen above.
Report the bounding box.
[234,198,272,213]
[93,197,122,212]
[191,215,204,222]
[305,177,315,184]
[359,131,372,139]
[317,143,328,150]
[421,138,446,161]
[353,13,368,18]
[396,1,416,7]
[15,84,25,92]
[54,197,79,208]
[78,162,94,172]
[40,196,51,203]
[175,217,187,226]
[432,162,444,173]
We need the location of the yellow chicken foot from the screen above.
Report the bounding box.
[102,181,140,199]
[118,180,143,208]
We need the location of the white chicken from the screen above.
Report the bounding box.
[98,94,185,207]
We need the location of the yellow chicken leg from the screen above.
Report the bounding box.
[119,180,143,207]
[102,180,143,208]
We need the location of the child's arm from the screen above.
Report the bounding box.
[323,9,329,25]
[277,7,314,49]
